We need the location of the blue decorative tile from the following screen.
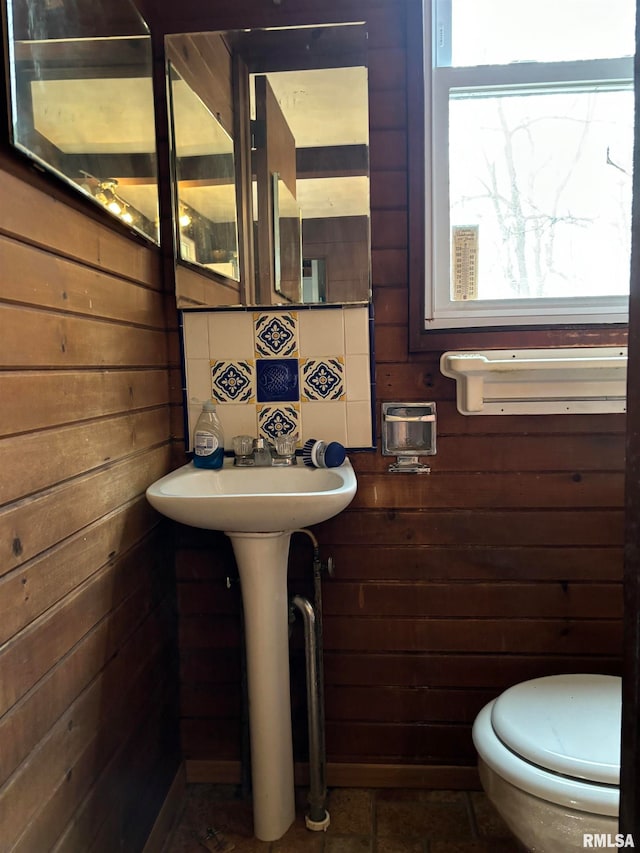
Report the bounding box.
[254,312,298,357]
[258,404,300,441]
[300,357,345,401]
[211,360,255,403]
[256,358,299,403]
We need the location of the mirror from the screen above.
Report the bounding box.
[272,172,302,302]
[4,0,159,243]
[169,63,240,279]
[167,24,371,308]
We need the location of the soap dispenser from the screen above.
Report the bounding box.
[193,401,224,469]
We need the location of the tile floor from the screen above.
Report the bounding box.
[164,785,523,852]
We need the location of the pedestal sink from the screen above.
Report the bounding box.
[146,458,357,841]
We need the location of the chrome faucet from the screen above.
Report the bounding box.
[232,434,297,466]
[251,438,273,466]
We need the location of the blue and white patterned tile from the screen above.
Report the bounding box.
[254,311,298,357]
[257,404,300,441]
[300,357,345,402]
[256,358,300,403]
[211,360,255,403]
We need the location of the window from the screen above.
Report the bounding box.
[425,0,635,330]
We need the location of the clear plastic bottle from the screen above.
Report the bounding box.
[193,401,224,469]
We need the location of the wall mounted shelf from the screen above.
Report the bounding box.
[440,348,627,416]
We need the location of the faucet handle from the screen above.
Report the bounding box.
[232,435,254,457]
[274,435,297,457]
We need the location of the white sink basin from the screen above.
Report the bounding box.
[146,457,357,532]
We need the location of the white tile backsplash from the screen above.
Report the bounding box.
[216,403,258,444]
[300,401,348,445]
[298,308,345,357]
[344,306,370,354]
[345,354,371,401]
[207,311,254,358]
[183,313,210,358]
[347,401,375,447]
[185,358,214,404]
[182,306,374,450]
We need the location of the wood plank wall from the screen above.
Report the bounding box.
[163,0,627,789]
[0,156,180,848]
[302,217,370,303]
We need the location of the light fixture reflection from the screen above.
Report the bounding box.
[79,171,143,231]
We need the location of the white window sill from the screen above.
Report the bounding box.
[440,348,627,415]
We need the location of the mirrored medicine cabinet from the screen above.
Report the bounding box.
[169,60,240,281]
[166,23,372,309]
[2,0,159,243]
[2,1,375,310]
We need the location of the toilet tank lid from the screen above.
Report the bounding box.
[491,674,621,785]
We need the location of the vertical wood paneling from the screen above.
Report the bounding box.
[619,0,640,831]
[0,151,179,848]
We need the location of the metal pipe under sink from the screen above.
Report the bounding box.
[291,593,330,831]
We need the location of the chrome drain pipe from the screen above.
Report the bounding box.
[291,594,330,831]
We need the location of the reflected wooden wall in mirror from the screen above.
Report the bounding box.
[169,62,240,281]
[4,0,159,242]
[166,23,371,309]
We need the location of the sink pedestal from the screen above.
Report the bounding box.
[227,530,296,842]
[146,459,357,839]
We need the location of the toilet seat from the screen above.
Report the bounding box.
[492,674,620,784]
[472,674,621,817]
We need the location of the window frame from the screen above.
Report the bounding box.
[419,0,633,335]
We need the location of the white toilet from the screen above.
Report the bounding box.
[472,673,621,852]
